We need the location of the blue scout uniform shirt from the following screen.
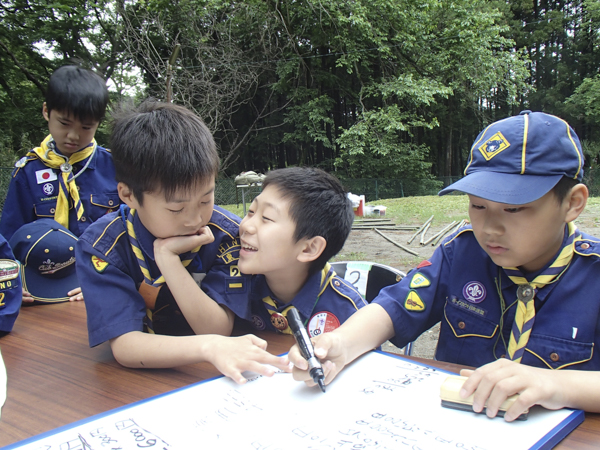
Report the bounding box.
[0,234,22,334]
[0,145,119,240]
[229,265,367,337]
[374,225,600,371]
[76,204,247,347]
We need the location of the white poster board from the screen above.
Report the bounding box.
[4,351,583,450]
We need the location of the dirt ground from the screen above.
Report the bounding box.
[336,202,600,359]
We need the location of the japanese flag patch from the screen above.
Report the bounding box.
[35,169,57,184]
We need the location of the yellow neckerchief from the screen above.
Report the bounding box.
[262,263,334,334]
[29,134,96,229]
[126,208,201,288]
[504,222,578,363]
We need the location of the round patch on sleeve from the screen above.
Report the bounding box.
[404,291,425,312]
[91,255,109,273]
[308,311,341,338]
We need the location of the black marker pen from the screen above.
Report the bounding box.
[288,308,326,393]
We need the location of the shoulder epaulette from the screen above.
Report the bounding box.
[11,155,37,177]
[574,238,600,259]
[91,215,127,258]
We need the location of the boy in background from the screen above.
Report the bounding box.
[76,101,290,383]
[0,65,119,302]
[290,111,600,421]
[229,167,366,336]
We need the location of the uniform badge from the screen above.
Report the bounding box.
[478,131,510,161]
[463,281,486,303]
[0,259,19,282]
[410,273,430,289]
[91,255,109,273]
[308,311,340,338]
[43,182,54,196]
[270,312,288,331]
[35,169,57,184]
[405,291,425,312]
[251,315,266,330]
[0,293,5,307]
[15,156,28,168]
[417,260,432,269]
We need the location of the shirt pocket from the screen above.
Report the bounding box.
[523,334,594,370]
[34,200,58,218]
[444,297,498,339]
[88,193,120,220]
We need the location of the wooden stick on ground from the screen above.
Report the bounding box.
[422,221,457,246]
[407,215,434,244]
[374,228,419,256]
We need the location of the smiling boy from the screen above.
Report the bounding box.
[76,101,289,382]
[290,111,600,421]
[224,167,366,337]
[0,65,119,302]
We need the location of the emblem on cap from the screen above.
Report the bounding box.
[463,281,486,303]
[478,131,510,161]
[0,259,19,282]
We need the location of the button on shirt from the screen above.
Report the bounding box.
[76,205,247,347]
[0,146,120,240]
[374,226,600,371]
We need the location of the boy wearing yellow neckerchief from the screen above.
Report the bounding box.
[76,101,290,384]
[290,111,600,422]
[0,65,119,302]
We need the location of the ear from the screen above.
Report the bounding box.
[42,103,50,122]
[564,183,588,223]
[297,236,327,264]
[117,182,140,209]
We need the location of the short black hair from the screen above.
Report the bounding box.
[110,100,219,204]
[262,167,354,275]
[552,176,580,204]
[45,65,109,122]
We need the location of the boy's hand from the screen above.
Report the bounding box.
[22,288,34,303]
[290,332,347,387]
[207,334,292,384]
[68,287,84,302]
[459,359,566,421]
[154,226,215,258]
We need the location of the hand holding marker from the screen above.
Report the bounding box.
[288,308,326,393]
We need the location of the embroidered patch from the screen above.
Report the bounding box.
[404,291,425,312]
[91,255,109,273]
[462,281,486,303]
[308,311,341,338]
[218,239,240,264]
[35,169,57,184]
[15,156,28,168]
[0,293,5,307]
[226,277,246,293]
[478,131,510,161]
[451,297,487,317]
[0,259,19,282]
[410,273,430,289]
[42,182,54,196]
[416,260,432,269]
[229,265,241,277]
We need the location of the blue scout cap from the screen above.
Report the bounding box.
[438,111,584,204]
[9,219,79,303]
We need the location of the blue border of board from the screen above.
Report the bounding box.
[2,350,585,450]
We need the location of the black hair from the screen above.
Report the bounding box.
[551,176,580,204]
[110,100,219,204]
[45,65,109,122]
[262,167,354,275]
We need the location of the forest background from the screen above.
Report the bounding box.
[2,0,600,186]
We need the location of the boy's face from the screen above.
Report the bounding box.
[468,191,570,272]
[238,185,306,276]
[43,104,100,157]
[120,179,215,239]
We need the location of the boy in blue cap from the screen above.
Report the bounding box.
[0,65,119,302]
[225,167,366,336]
[289,111,600,420]
[76,101,290,383]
